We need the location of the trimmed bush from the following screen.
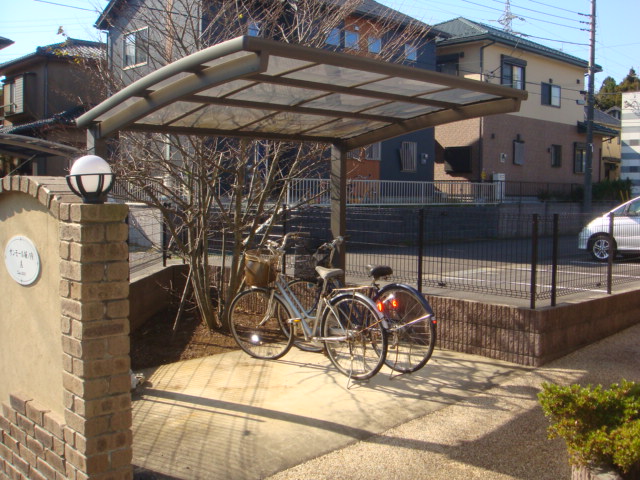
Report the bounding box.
[538,380,640,476]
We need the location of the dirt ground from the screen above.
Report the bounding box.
[130,308,239,370]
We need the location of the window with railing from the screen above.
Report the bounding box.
[399,141,417,172]
[2,76,24,115]
[436,54,460,76]
[501,55,526,90]
[541,82,561,107]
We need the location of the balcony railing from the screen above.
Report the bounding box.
[286,178,504,206]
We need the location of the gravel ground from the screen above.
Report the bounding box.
[266,323,640,480]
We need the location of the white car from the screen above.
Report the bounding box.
[579,196,640,261]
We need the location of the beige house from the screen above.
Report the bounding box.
[433,18,613,195]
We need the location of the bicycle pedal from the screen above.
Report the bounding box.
[288,318,301,324]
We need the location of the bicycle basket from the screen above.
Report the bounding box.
[294,245,331,282]
[245,248,280,287]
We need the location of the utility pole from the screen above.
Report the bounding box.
[583,0,596,214]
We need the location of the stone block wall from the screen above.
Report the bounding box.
[429,286,640,367]
[0,176,132,480]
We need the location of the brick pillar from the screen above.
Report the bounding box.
[59,202,132,480]
[0,177,132,480]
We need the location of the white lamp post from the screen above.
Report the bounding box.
[65,155,115,204]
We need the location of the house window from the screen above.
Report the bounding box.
[501,55,526,90]
[3,76,24,115]
[542,83,561,107]
[123,27,148,68]
[247,20,261,37]
[368,36,381,54]
[550,144,562,167]
[347,142,381,160]
[444,146,472,173]
[513,139,525,165]
[436,54,460,76]
[326,28,340,47]
[404,43,418,62]
[399,141,417,172]
[574,143,587,174]
[345,30,359,50]
[364,142,381,160]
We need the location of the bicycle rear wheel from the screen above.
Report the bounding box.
[321,292,387,381]
[229,288,294,360]
[286,279,323,352]
[375,284,436,373]
[287,277,342,353]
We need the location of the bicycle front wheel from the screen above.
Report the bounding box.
[229,288,294,360]
[375,284,436,373]
[321,292,387,381]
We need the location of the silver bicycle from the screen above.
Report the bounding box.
[228,233,388,381]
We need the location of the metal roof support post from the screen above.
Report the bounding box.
[330,143,347,270]
[86,127,108,159]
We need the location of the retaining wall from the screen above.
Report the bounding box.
[429,287,640,366]
[129,264,640,367]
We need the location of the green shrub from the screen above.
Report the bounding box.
[538,380,640,474]
[592,179,633,202]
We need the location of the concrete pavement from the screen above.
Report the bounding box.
[131,323,640,480]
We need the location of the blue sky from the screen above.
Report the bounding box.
[1,0,638,87]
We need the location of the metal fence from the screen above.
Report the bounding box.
[278,205,640,308]
[123,197,640,308]
[286,178,503,206]
[126,205,166,275]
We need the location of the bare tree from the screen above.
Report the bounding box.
[92,0,431,330]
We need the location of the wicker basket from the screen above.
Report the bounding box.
[245,248,280,287]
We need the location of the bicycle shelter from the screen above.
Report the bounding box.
[77,35,527,266]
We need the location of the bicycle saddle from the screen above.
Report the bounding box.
[315,266,344,280]
[367,265,393,280]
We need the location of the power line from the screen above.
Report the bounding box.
[519,33,588,47]
[459,0,586,31]
[32,0,96,12]
[525,0,590,16]
[485,0,585,24]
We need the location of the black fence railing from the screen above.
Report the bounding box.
[504,181,582,202]
[127,203,640,308]
[279,206,640,308]
[126,206,166,275]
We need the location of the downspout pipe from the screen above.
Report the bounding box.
[478,40,496,182]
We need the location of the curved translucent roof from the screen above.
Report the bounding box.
[77,36,527,150]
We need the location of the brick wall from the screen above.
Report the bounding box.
[0,176,132,480]
[435,115,605,184]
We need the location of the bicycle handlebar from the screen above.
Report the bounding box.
[264,232,308,252]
